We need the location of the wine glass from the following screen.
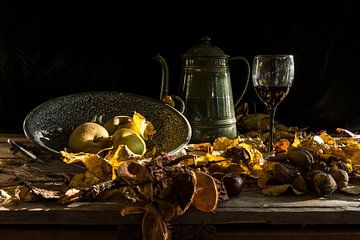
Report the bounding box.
[252,55,294,152]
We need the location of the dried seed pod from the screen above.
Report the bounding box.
[171,169,197,213]
[313,172,337,196]
[292,174,308,194]
[155,200,176,222]
[222,174,244,198]
[192,171,219,212]
[142,204,170,240]
[272,163,299,184]
[116,160,153,185]
[330,169,349,189]
[287,148,314,169]
[137,182,154,201]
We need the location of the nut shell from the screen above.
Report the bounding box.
[222,174,244,198]
[272,163,299,184]
[313,172,337,196]
[330,169,349,189]
[287,148,314,169]
[292,174,308,193]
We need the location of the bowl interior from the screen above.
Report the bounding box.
[23,91,191,155]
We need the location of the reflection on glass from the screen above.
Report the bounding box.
[252,55,294,152]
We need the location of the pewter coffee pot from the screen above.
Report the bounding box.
[155,36,250,143]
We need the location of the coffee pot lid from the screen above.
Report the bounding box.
[182,36,229,58]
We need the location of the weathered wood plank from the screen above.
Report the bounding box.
[1,133,360,226]
[0,134,28,159]
[1,188,360,226]
[0,143,16,159]
[220,187,360,208]
[1,202,360,225]
[0,134,28,143]
[215,225,360,240]
[0,225,118,240]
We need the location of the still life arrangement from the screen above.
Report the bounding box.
[2,107,360,240]
[1,38,360,240]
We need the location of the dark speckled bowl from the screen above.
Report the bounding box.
[23,91,191,156]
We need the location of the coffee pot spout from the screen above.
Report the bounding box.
[153,54,185,113]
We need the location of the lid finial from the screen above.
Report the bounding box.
[201,36,211,45]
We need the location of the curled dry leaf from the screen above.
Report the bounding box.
[142,205,170,240]
[120,202,146,216]
[192,171,219,212]
[121,203,170,240]
[340,184,360,195]
[61,152,112,181]
[273,139,290,153]
[172,169,197,213]
[262,184,291,196]
[137,182,154,201]
[155,200,176,222]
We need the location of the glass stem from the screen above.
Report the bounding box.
[268,106,277,152]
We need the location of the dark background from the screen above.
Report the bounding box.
[0,1,359,133]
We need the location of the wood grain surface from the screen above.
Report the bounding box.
[1,134,360,227]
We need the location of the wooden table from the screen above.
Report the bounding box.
[1,134,360,240]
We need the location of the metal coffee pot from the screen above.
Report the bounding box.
[155,36,250,143]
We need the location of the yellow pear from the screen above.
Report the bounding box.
[68,122,109,153]
[103,116,131,135]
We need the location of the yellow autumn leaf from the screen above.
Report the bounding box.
[343,140,360,149]
[213,137,239,151]
[318,131,335,145]
[128,112,153,139]
[257,161,277,188]
[196,153,226,163]
[257,170,272,189]
[262,184,291,196]
[105,145,134,180]
[342,145,360,159]
[227,163,251,176]
[196,154,231,172]
[143,121,156,141]
[350,155,360,169]
[79,154,112,181]
[69,171,101,188]
[238,143,264,176]
[61,151,89,164]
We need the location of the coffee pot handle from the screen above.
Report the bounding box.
[229,56,250,108]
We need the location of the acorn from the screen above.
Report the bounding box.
[222,174,244,197]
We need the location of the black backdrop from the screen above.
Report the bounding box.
[0,1,359,133]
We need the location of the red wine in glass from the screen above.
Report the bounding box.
[252,55,294,152]
[254,86,291,110]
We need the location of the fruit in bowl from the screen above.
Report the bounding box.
[23,91,191,157]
